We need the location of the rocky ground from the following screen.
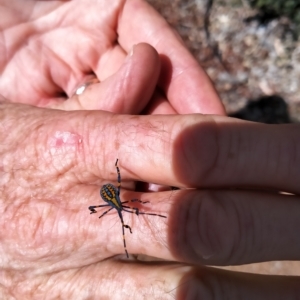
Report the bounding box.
[147,0,300,123]
[146,0,300,275]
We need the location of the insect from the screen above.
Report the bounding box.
[89,159,166,258]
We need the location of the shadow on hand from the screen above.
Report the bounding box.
[230,95,291,124]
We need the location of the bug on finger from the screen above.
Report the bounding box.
[88,159,166,258]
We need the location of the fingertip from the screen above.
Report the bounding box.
[61,43,161,113]
[107,42,161,113]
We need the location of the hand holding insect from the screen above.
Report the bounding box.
[1,102,300,299]
[1,0,300,298]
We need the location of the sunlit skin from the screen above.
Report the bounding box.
[1,102,300,299]
[1,0,300,299]
[0,0,224,115]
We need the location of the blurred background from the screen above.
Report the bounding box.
[147,0,300,123]
[146,0,300,275]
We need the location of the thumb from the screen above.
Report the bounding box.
[52,43,161,114]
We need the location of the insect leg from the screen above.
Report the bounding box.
[98,207,115,219]
[122,199,150,205]
[122,207,166,218]
[122,205,139,215]
[115,159,121,196]
[136,211,167,218]
[130,199,150,204]
[89,204,110,214]
[121,199,150,215]
[117,210,132,258]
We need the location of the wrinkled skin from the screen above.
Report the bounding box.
[1,0,300,299]
[2,103,300,299]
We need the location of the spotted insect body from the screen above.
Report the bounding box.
[100,184,121,209]
[88,159,166,258]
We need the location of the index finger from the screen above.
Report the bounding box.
[118,0,225,115]
[80,113,299,194]
[23,106,298,193]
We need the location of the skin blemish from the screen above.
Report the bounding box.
[48,131,83,155]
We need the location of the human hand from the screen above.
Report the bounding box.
[0,0,224,115]
[1,101,299,299]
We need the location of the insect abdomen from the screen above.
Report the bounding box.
[100,183,120,208]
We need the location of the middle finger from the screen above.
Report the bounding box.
[84,188,300,266]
